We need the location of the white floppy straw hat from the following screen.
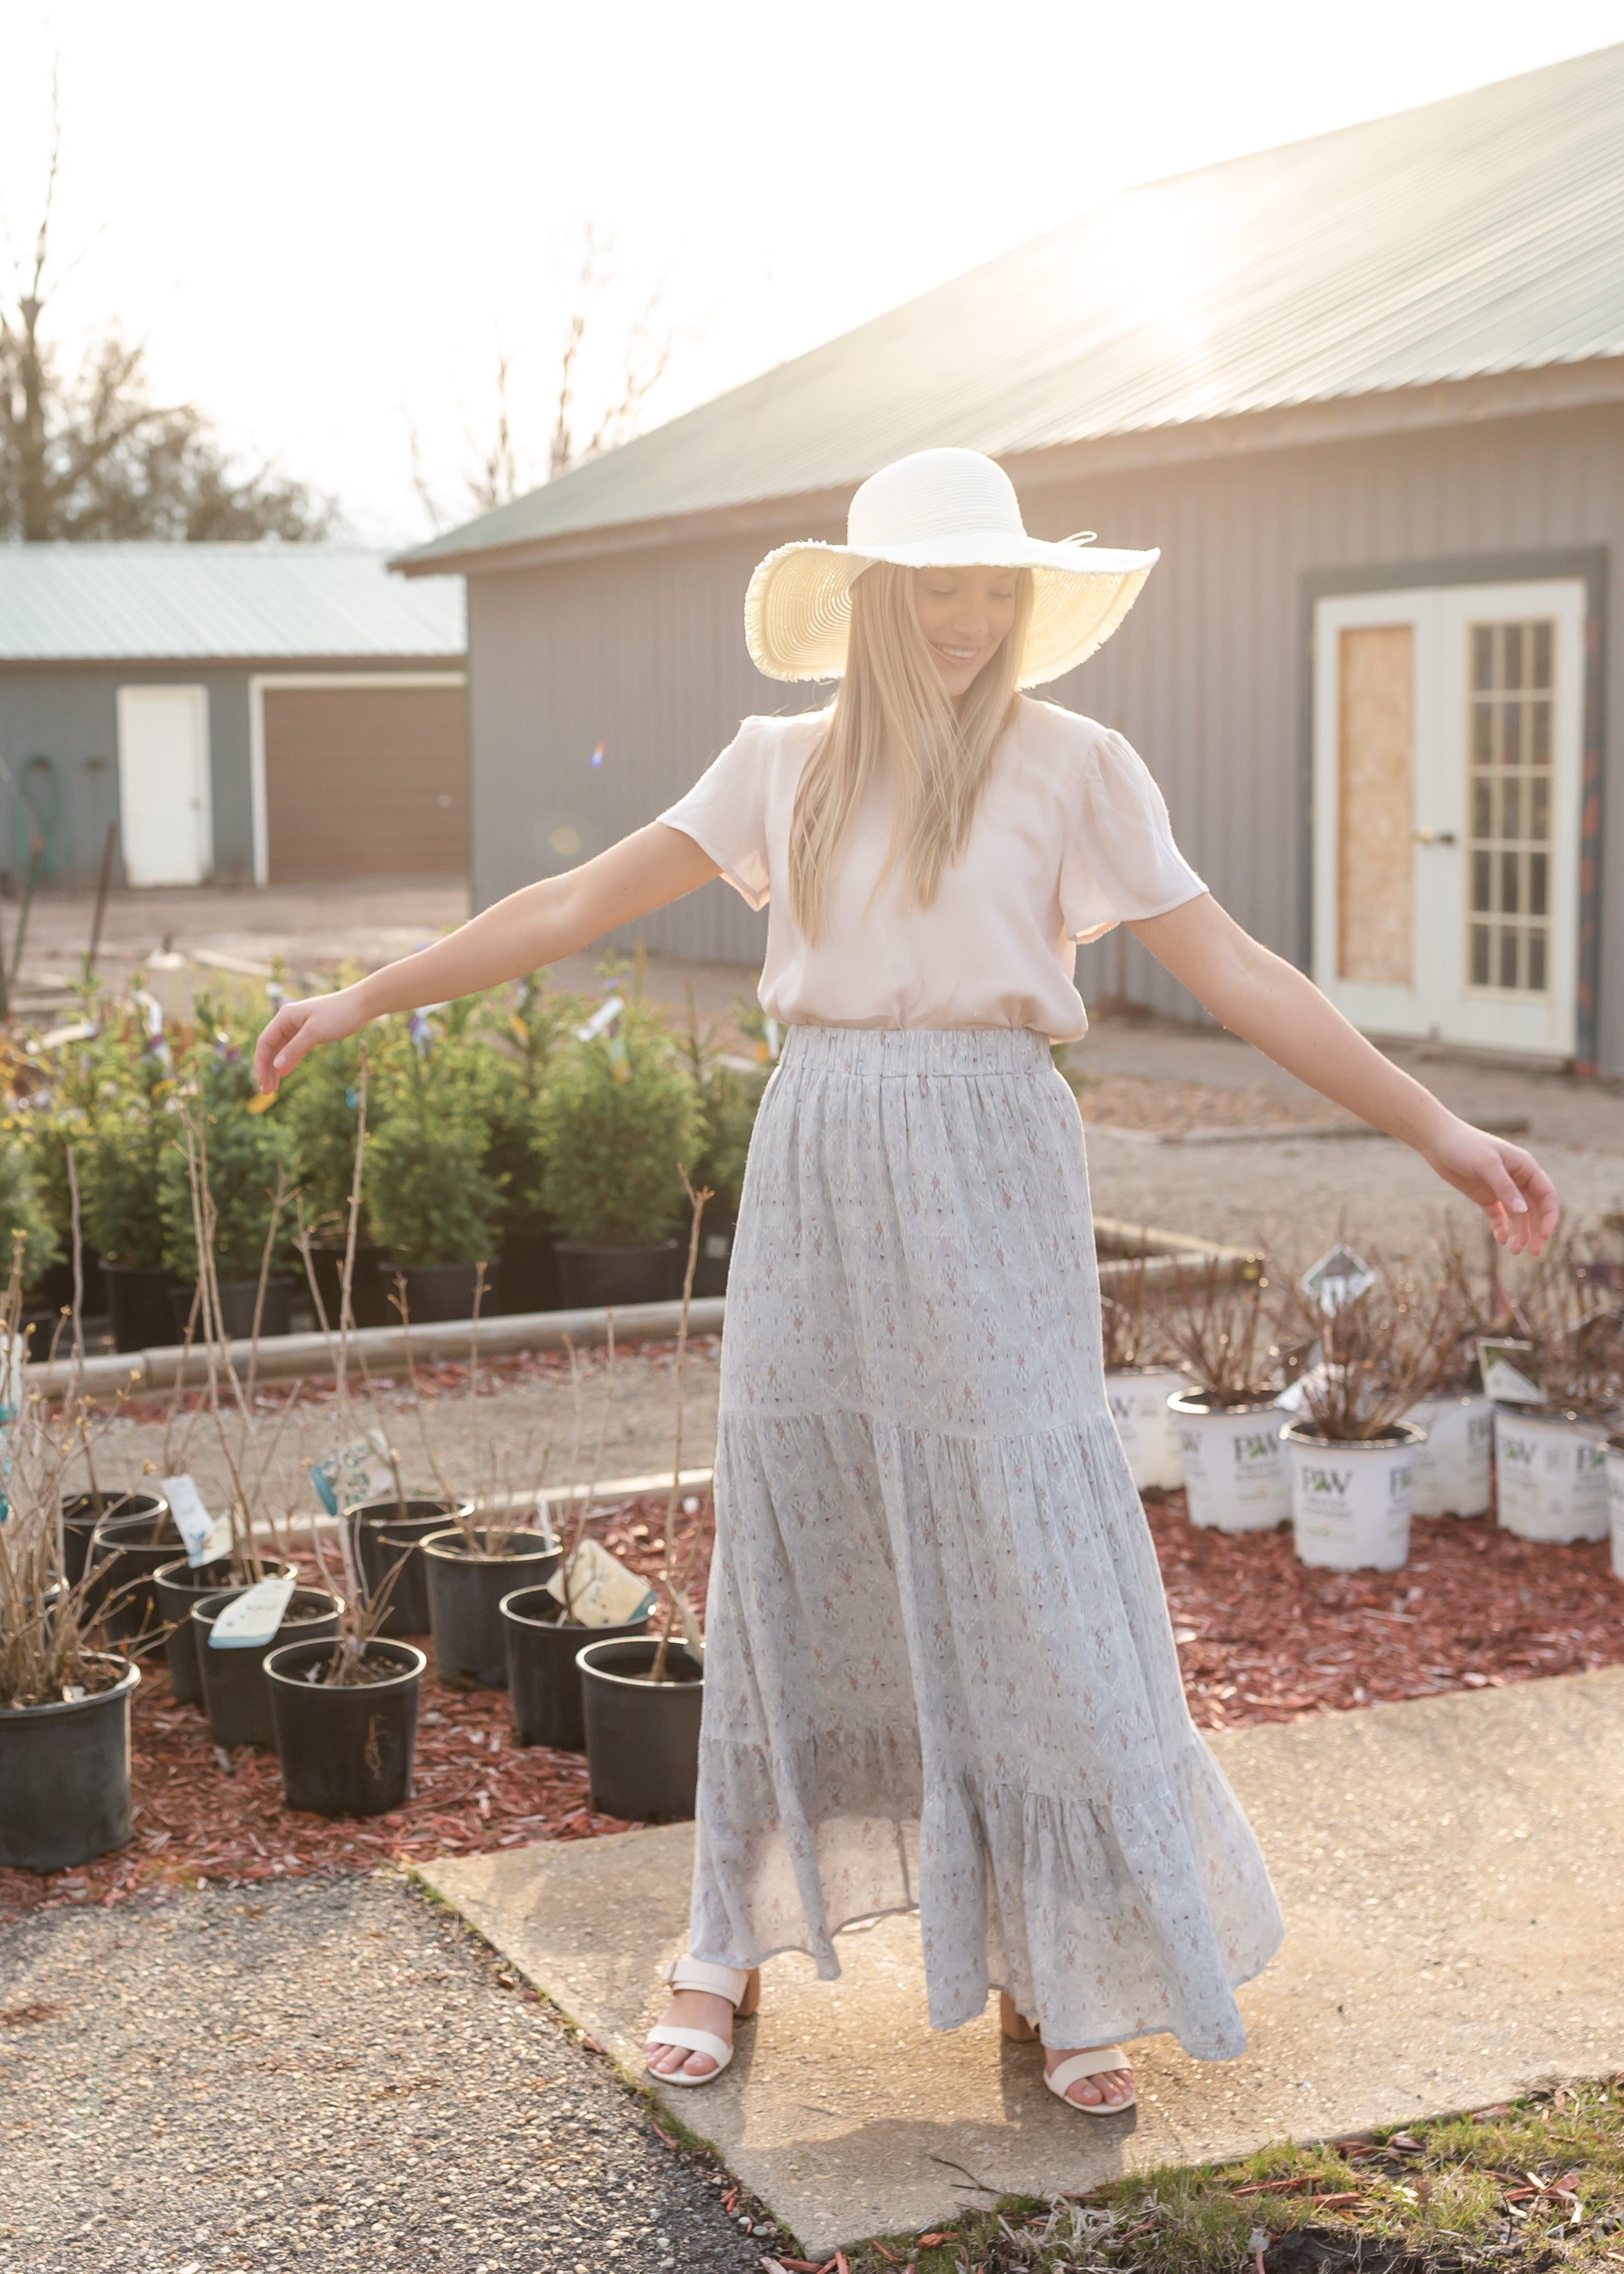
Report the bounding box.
[744,446,1159,689]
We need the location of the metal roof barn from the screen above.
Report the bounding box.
[0,549,468,890]
[396,43,1624,1076]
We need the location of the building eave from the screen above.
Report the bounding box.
[392,357,1624,582]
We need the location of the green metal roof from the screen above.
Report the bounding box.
[397,41,1624,576]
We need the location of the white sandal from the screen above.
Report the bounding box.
[643,1956,761,2088]
[1000,1993,1136,2115]
[1043,2046,1137,2115]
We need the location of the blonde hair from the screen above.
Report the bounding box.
[787,562,1033,944]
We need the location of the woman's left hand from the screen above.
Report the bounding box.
[1422,1118,1560,1254]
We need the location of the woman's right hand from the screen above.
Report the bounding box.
[253,986,370,1094]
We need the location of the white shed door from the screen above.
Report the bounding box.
[1313,581,1585,1060]
[116,686,213,887]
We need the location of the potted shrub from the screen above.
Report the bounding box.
[1278,1256,1446,1572]
[1402,1226,1494,1519]
[80,996,180,1351]
[577,1181,710,1816]
[193,1580,344,1750]
[85,1496,181,1655]
[0,1131,61,1348]
[347,1493,470,1638]
[535,996,701,1309]
[265,1525,426,1816]
[1164,1261,1290,1531]
[1492,1236,1619,1545]
[421,1505,559,1687]
[61,1488,166,1588]
[475,973,579,1315]
[14,989,116,1322]
[0,1301,139,1873]
[158,998,296,1340]
[278,1004,391,1328]
[678,993,764,1300]
[365,1003,503,1322]
[1099,1238,1188,1494]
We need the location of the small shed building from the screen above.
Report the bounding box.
[396,42,1624,1076]
[0,546,467,892]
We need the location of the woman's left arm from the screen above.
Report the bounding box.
[1129,895,1559,1255]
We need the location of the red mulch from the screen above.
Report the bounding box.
[5,1486,1621,1918]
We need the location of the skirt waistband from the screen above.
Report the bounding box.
[777,1025,1056,1077]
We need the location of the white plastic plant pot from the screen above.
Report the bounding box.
[1169,1394,1290,1532]
[1493,1405,1610,1544]
[1104,1366,1190,1493]
[1607,1439,1624,1584]
[1403,1392,1493,1518]
[1284,1420,1422,1574]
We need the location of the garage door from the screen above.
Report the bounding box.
[263,682,467,883]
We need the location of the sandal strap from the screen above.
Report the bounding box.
[1047,2048,1131,2096]
[645,2024,732,2065]
[661,1955,752,2005]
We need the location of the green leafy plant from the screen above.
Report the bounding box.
[678,991,764,1222]
[279,1021,368,1239]
[158,996,293,1283]
[536,998,701,1247]
[363,1003,501,1265]
[473,973,579,1229]
[78,994,179,1269]
[0,1133,58,1286]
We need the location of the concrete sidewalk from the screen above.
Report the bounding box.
[424,1667,1624,2259]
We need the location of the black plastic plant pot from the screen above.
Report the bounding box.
[308,1239,393,1330]
[29,1251,108,1321]
[691,1216,737,1301]
[62,1489,168,1589]
[153,1556,293,1707]
[87,1502,181,1654]
[555,1239,680,1311]
[421,1528,559,1687]
[102,1261,175,1353]
[265,1638,426,1818]
[347,1498,469,1638]
[497,1224,561,1316]
[377,1258,500,1325]
[192,1587,343,1751]
[0,1657,140,1873]
[501,1585,652,1751]
[577,1636,703,1821]
[171,1276,294,1343]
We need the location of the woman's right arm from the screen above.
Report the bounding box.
[252,822,720,1092]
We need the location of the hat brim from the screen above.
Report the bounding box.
[744,536,1159,688]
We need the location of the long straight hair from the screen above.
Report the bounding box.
[787,562,1033,944]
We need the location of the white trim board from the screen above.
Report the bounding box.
[247,670,467,887]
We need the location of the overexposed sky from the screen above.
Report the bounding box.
[5,0,1624,548]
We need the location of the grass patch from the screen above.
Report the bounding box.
[834,2077,1623,2273]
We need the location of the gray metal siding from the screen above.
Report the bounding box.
[465,402,1624,1074]
[0,663,254,886]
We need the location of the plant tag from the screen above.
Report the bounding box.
[208,1574,295,1649]
[545,1536,656,1628]
[1300,1243,1374,1317]
[198,1514,235,1565]
[1478,1336,1543,1405]
[310,1428,395,1516]
[575,993,625,1043]
[161,1474,215,1562]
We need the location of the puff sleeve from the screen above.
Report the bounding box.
[658,718,773,911]
[1060,726,1206,943]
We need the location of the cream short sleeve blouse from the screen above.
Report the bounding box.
[659,695,1206,1043]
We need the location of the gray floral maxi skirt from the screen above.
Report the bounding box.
[689,1026,1283,2060]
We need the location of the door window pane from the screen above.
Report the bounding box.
[1465,618,1555,996]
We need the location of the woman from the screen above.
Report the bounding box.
[256,448,1557,2117]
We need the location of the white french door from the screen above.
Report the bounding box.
[1312,580,1585,1059]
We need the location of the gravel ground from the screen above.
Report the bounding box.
[0,1873,774,2274]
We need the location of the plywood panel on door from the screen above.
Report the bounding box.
[263,684,466,883]
[1336,625,1414,987]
